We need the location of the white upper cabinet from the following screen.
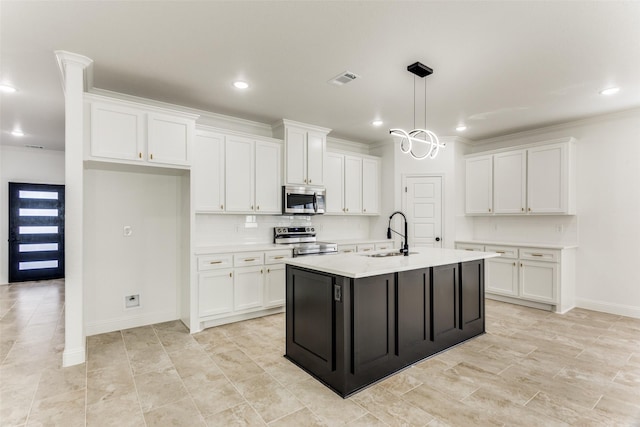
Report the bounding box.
[493,150,526,214]
[344,155,363,214]
[225,135,255,213]
[254,140,282,214]
[465,155,493,214]
[527,143,571,214]
[465,138,576,216]
[362,158,380,215]
[193,131,225,212]
[273,120,330,186]
[147,113,192,166]
[86,95,197,168]
[325,152,345,214]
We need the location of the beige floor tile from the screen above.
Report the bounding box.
[86,364,136,405]
[86,391,145,427]
[126,343,173,375]
[241,381,304,423]
[122,325,161,350]
[350,386,432,426]
[347,412,389,426]
[168,346,217,379]
[593,394,640,424]
[204,402,266,427]
[33,362,86,401]
[0,383,38,426]
[134,368,188,413]
[377,370,423,396]
[187,374,245,417]
[155,328,200,353]
[268,407,329,427]
[26,389,86,427]
[211,349,265,382]
[144,397,207,427]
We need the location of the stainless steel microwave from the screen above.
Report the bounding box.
[282,186,326,215]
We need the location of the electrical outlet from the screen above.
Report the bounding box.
[125,294,140,308]
[123,226,132,237]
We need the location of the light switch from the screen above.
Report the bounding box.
[123,226,132,237]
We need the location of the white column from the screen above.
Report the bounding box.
[55,51,93,367]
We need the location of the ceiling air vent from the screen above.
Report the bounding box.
[328,71,360,86]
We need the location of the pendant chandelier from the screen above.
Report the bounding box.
[390,62,445,160]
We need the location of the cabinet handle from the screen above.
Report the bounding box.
[465,248,474,251]
[274,256,284,260]
[209,261,223,265]
[521,263,523,267]
[244,258,256,262]
[343,250,353,253]
[528,208,532,212]
[229,272,232,277]
[531,253,544,257]
[220,204,224,209]
[489,208,492,212]
[150,153,153,160]
[267,268,270,273]
[495,251,505,254]
[362,248,371,252]
[257,205,260,210]
[138,152,142,159]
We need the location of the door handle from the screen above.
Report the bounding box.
[435,237,441,242]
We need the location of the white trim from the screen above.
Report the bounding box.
[84,92,200,120]
[85,310,179,336]
[195,124,283,145]
[327,136,370,152]
[199,306,284,331]
[465,137,576,158]
[576,298,640,319]
[62,346,86,367]
[472,107,640,146]
[273,119,331,134]
[54,51,93,94]
[486,293,556,312]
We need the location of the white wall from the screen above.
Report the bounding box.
[83,166,186,334]
[467,109,640,317]
[0,146,65,284]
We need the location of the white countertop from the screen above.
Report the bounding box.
[333,238,390,246]
[285,248,499,279]
[455,240,578,250]
[195,243,291,255]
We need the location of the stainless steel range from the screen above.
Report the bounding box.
[274,226,338,257]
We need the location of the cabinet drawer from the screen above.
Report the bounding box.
[265,250,292,265]
[233,252,264,267]
[485,245,518,259]
[198,253,233,271]
[375,242,394,251]
[520,248,559,262]
[357,243,375,253]
[338,244,357,254]
[456,243,485,252]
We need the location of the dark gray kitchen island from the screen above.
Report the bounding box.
[284,248,498,397]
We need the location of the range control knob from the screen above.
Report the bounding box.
[310,228,315,232]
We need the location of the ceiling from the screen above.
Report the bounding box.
[1,1,639,152]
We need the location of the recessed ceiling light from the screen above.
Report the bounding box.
[233,81,249,89]
[0,84,17,93]
[599,87,620,96]
[11,130,24,137]
[372,120,383,127]
[456,125,467,132]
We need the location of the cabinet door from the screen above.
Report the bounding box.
[285,126,307,185]
[324,153,344,213]
[255,140,281,214]
[362,158,380,214]
[234,266,264,312]
[225,136,255,213]
[90,102,144,161]
[147,113,192,166]
[263,264,285,308]
[485,258,519,297]
[460,259,484,338]
[493,150,526,214]
[344,155,363,214]
[193,132,225,212]
[431,263,460,349]
[519,260,558,304]
[465,156,493,214]
[306,131,326,185]
[527,144,567,214]
[199,269,234,318]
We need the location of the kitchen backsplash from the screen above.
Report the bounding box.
[194,214,374,247]
[471,215,578,245]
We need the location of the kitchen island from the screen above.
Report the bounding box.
[284,248,498,397]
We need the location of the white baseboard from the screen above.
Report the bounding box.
[575,298,640,319]
[62,346,86,367]
[85,310,178,336]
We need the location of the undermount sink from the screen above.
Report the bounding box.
[365,251,417,257]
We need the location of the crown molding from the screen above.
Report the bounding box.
[54,51,93,93]
[272,119,332,135]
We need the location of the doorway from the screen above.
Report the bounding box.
[8,182,65,282]
[402,175,443,248]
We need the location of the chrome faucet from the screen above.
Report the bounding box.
[387,211,409,256]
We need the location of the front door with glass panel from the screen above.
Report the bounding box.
[8,182,65,282]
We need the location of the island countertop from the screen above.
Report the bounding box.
[285,247,499,278]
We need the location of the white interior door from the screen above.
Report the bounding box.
[403,176,442,248]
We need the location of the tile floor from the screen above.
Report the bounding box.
[1,279,639,426]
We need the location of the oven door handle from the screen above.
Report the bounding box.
[313,192,318,213]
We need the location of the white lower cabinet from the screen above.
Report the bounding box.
[455,241,574,313]
[197,249,291,327]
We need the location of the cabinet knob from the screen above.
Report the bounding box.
[220,204,224,209]
[520,263,523,267]
[363,208,367,212]
[229,272,232,277]
[521,207,524,212]
[257,205,260,210]
[528,208,531,212]
[489,208,492,212]
[251,205,254,210]
[150,153,154,160]
[513,262,516,266]
[260,269,263,274]
[304,179,307,183]
[138,152,142,159]
[267,268,270,273]
[309,179,312,183]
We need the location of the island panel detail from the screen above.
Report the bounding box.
[285,259,485,397]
